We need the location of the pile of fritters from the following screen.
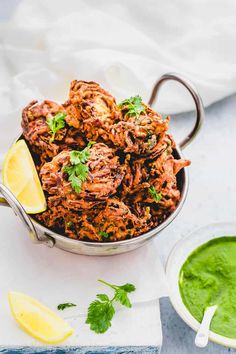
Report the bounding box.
[21,80,190,242]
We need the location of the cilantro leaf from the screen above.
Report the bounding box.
[99,231,110,239]
[96,294,110,302]
[118,95,145,118]
[86,279,136,333]
[63,142,95,193]
[70,151,82,165]
[57,303,77,311]
[119,283,136,293]
[46,112,66,142]
[148,186,162,203]
[69,171,83,193]
[114,288,132,308]
[70,141,96,164]
[86,298,115,334]
[75,163,89,182]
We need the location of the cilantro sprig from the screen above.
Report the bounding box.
[63,141,95,193]
[57,303,77,311]
[46,112,66,142]
[86,279,136,334]
[148,186,162,203]
[99,231,110,240]
[118,95,145,118]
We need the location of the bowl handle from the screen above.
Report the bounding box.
[0,183,54,247]
[148,72,204,149]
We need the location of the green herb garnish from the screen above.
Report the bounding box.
[63,141,95,193]
[46,112,66,142]
[86,279,136,334]
[66,221,74,228]
[57,303,77,311]
[148,186,162,203]
[118,95,145,118]
[99,231,110,239]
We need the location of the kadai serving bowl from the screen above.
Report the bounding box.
[0,73,204,256]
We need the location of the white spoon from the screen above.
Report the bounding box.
[195,305,218,348]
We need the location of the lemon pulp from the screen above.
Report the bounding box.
[9,291,74,344]
[2,140,46,213]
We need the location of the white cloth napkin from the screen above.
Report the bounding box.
[0,0,236,162]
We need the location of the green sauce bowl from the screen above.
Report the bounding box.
[166,222,236,348]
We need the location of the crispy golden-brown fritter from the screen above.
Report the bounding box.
[111,105,170,157]
[40,143,124,211]
[92,198,152,241]
[64,81,121,142]
[22,80,191,242]
[22,100,85,165]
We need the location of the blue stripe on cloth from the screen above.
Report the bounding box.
[0,346,160,354]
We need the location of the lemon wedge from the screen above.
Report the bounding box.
[2,140,46,214]
[8,291,74,344]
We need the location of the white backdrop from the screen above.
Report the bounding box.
[0,0,236,160]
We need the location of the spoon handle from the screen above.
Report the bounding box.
[195,305,217,348]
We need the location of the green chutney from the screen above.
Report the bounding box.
[179,236,236,339]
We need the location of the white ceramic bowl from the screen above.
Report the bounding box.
[166,222,236,348]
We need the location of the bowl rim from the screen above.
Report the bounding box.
[166,221,236,348]
[30,143,189,247]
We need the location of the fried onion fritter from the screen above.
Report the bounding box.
[22,100,86,166]
[22,81,191,242]
[111,106,170,156]
[64,80,121,142]
[40,143,124,211]
[92,198,152,241]
[127,153,190,223]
